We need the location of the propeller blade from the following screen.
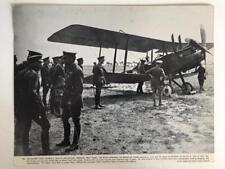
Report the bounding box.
[200,24,206,46]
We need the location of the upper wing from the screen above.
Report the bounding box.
[48,24,184,53]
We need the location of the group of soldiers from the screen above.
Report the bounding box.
[14,50,206,156]
[14,50,106,155]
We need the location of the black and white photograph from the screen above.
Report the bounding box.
[13,4,214,157]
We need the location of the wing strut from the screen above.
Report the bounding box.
[151,50,153,63]
[99,43,102,57]
[112,44,118,73]
[123,37,129,73]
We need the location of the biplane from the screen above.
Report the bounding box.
[48,24,213,94]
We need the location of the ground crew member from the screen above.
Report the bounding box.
[49,56,65,117]
[92,56,107,109]
[136,59,145,94]
[15,50,51,155]
[41,57,51,107]
[56,51,83,152]
[146,60,166,107]
[196,61,206,92]
[77,57,83,70]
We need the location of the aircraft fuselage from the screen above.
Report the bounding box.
[158,47,204,76]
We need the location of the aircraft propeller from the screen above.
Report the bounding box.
[184,38,212,55]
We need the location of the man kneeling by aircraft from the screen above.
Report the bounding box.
[146,60,166,107]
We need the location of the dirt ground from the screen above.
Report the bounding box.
[28,54,214,156]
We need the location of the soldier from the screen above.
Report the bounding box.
[196,61,206,92]
[77,57,83,70]
[49,56,65,117]
[136,59,146,94]
[146,60,166,107]
[92,56,107,109]
[15,50,51,155]
[56,51,83,152]
[14,54,28,75]
[41,57,51,107]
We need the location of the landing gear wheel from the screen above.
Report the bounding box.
[182,82,193,94]
[162,84,173,97]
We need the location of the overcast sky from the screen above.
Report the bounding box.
[13,4,213,65]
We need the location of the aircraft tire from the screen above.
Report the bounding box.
[182,82,193,94]
[162,84,173,97]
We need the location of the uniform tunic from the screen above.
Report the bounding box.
[197,66,206,87]
[93,63,106,86]
[49,63,65,115]
[61,63,84,145]
[41,64,51,87]
[146,66,166,91]
[41,64,51,106]
[15,67,50,155]
[92,63,106,106]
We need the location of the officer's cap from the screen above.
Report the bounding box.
[52,56,62,61]
[140,59,145,62]
[63,51,76,59]
[97,56,105,60]
[43,57,50,62]
[77,57,83,62]
[27,50,42,62]
[155,60,163,64]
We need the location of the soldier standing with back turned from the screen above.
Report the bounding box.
[146,60,166,107]
[56,51,84,152]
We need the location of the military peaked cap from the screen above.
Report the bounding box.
[63,51,76,59]
[43,56,50,62]
[77,57,83,62]
[52,56,62,60]
[97,56,105,60]
[27,50,42,62]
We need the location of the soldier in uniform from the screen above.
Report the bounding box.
[15,50,51,155]
[146,60,166,107]
[56,51,84,152]
[14,54,28,75]
[41,57,51,107]
[136,59,146,94]
[49,56,65,117]
[77,57,83,70]
[196,61,206,92]
[92,56,107,109]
